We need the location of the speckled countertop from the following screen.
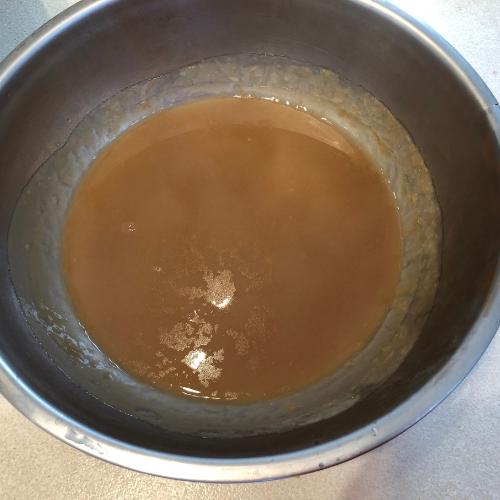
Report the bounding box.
[1,1,500,498]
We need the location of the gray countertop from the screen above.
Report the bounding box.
[1,1,499,498]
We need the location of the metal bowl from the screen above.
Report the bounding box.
[0,0,499,482]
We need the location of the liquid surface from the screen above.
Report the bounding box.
[63,97,401,403]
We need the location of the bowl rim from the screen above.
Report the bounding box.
[0,0,499,483]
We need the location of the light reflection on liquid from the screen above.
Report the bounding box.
[183,349,206,370]
[180,387,222,400]
[181,386,200,394]
[211,297,232,309]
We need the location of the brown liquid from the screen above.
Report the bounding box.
[62,97,401,403]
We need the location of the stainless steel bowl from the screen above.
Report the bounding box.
[0,0,499,482]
